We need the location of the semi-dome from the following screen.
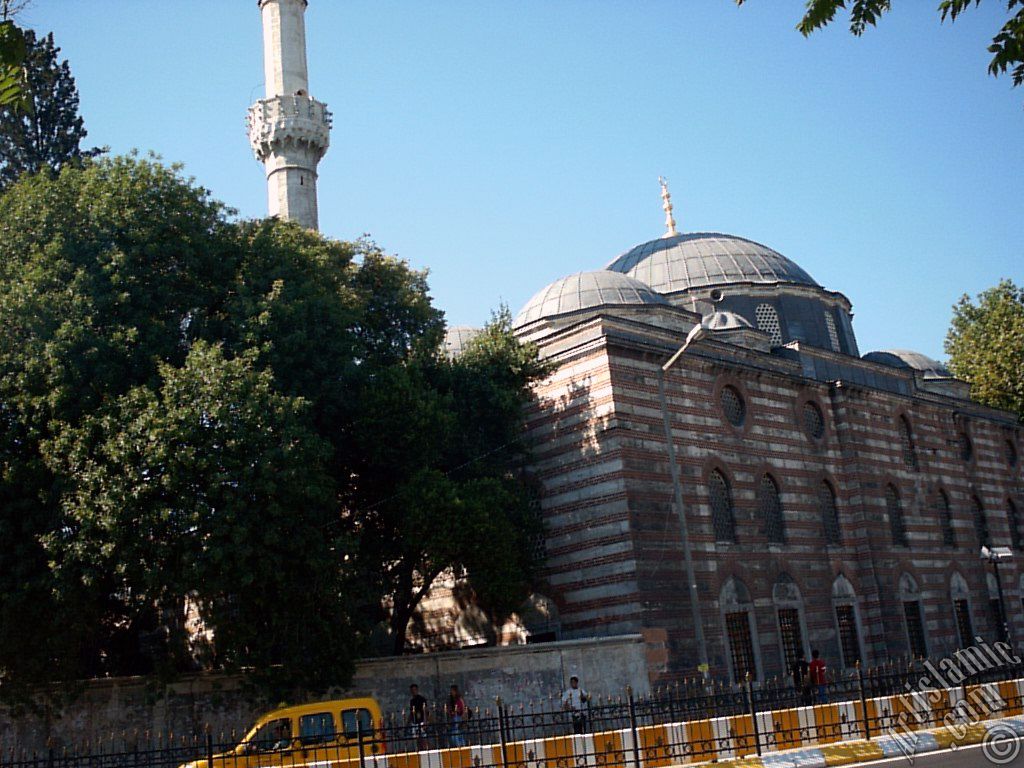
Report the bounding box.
[514,270,667,328]
[443,325,481,358]
[605,232,818,295]
[703,310,753,331]
[863,349,953,379]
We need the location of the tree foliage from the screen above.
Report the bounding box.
[0,156,546,703]
[736,0,1024,90]
[945,279,1024,420]
[0,28,98,191]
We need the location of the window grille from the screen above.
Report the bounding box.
[902,601,927,659]
[802,401,825,439]
[777,608,803,673]
[1009,499,1022,551]
[720,385,746,427]
[938,490,955,547]
[973,496,989,547]
[834,604,861,668]
[759,474,786,544]
[709,470,737,542]
[820,481,842,545]
[954,599,973,648]
[824,312,841,351]
[725,611,756,681]
[898,416,918,470]
[886,484,908,546]
[755,303,783,346]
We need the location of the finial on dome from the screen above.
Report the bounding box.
[659,176,678,238]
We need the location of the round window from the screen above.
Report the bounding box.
[720,385,746,427]
[802,401,825,439]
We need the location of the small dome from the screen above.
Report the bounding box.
[605,232,818,295]
[514,271,666,328]
[863,349,952,379]
[443,325,480,358]
[704,310,753,331]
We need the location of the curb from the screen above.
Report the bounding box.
[706,715,1024,767]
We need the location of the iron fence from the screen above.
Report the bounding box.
[4,657,1023,768]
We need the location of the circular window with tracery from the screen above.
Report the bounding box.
[721,385,746,427]
[802,401,825,439]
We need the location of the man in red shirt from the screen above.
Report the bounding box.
[808,649,828,704]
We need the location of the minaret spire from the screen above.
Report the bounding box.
[659,176,678,238]
[247,0,331,230]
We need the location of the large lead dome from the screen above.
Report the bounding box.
[605,232,818,295]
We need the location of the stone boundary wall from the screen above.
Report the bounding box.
[1,635,649,751]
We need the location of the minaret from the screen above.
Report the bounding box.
[247,0,331,230]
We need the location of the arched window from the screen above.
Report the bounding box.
[972,495,989,547]
[721,577,758,682]
[709,470,737,543]
[832,575,862,668]
[773,574,807,675]
[898,573,928,659]
[951,572,973,649]
[937,489,955,547]
[820,481,842,545]
[1007,438,1019,468]
[897,415,918,470]
[755,303,783,346]
[886,484,908,546]
[759,474,785,544]
[1009,499,1022,551]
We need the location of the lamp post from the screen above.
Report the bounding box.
[981,545,1013,646]
[656,322,710,680]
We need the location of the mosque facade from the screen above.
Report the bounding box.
[250,1,1022,683]
[449,194,1023,683]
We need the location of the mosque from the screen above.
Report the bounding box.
[249,1,1024,682]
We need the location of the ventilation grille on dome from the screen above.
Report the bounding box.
[825,313,840,352]
[755,304,782,346]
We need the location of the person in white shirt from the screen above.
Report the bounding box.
[561,676,589,734]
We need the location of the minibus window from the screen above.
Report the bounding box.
[340,708,373,739]
[299,712,335,745]
[249,718,292,752]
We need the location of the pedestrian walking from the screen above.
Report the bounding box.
[808,649,828,704]
[408,683,429,750]
[446,684,467,746]
[791,655,812,706]
[561,675,590,734]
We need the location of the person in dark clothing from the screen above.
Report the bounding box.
[408,684,429,749]
[791,656,812,706]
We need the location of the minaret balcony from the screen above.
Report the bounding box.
[247,94,332,161]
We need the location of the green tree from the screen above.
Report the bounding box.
[945,279,1024,419]
[0,155,546,701]
[47,343,353,696]
[350,310,549,654]
[736,1,1024,90]
[0,28,98,191]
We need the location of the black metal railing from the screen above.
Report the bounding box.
[4,657,1023,768]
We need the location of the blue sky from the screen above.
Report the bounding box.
[26,1,1022,360]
